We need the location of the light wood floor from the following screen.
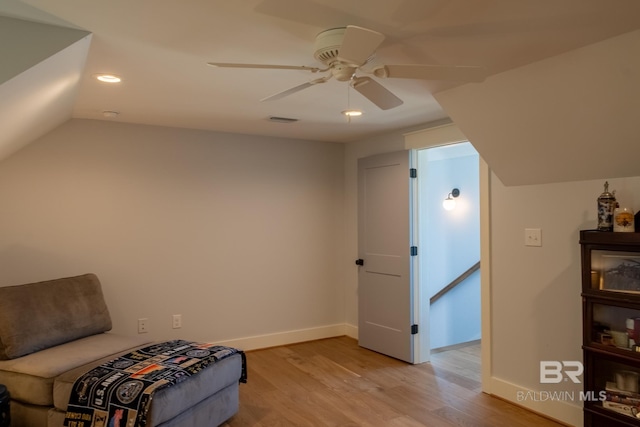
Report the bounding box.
[223,336,564,427]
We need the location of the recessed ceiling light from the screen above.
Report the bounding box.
[342,109,363,117]
[95,74,122,83]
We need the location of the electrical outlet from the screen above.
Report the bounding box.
[172,314,182,329]
[525,228,542,247]
[138,318,149,334]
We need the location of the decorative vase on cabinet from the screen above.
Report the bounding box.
[581,230,640,426]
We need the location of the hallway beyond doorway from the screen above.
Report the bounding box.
[416,142,481,352]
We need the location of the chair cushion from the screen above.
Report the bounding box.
[0,274,112,360]
[0,333,151,406]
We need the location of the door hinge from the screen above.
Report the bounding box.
[409,168,417,178]
[410,246,418,256]
[411,324,419,335]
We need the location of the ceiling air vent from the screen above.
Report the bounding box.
[269,116,299,124]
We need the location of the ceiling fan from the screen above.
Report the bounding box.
[208,25,486,110]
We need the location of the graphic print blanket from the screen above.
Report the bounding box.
[64,340,246,427]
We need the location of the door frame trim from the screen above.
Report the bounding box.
[406,132,491,389]
[409,150,429,363]
[479,157,492,392]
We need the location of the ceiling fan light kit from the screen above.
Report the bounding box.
[208,25,487,112]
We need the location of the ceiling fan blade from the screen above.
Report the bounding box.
[374,64,487,82]
[337,25,385,67]
[208,62,323,73]
[351,76,403,110]
[261,76,330,102]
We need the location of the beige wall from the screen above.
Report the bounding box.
[0,119,346,349]
[488,174,640,425]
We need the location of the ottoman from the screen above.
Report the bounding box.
[51,346,245,427]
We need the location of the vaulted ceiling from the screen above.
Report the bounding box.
[1,0,639,185]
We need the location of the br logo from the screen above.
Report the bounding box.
[540,361,583,384]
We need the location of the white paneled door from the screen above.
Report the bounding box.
[357,150,414,363]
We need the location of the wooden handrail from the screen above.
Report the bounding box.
[430,261,481,305]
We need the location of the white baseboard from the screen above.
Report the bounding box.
[214,324,348,351]
[488,377,582,427]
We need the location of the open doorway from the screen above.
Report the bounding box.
[416,142,481,379]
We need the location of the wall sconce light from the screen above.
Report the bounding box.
[443,188,460,211]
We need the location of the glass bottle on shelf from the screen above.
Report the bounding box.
[598,181,617,232]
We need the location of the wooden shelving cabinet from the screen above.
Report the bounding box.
[581,230,640,426]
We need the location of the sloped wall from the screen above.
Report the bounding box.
[0,17,90,162]
[435,29,640,186]
[0,16,88,84]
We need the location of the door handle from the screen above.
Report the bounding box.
[355,259,364,266]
